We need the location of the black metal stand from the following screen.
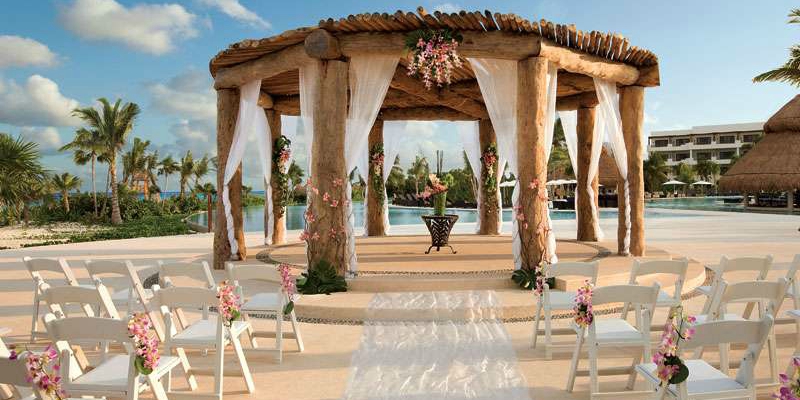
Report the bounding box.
[421,214,459,254]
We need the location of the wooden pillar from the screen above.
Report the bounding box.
[516,57,549,269]
[620,85,646,256]
[366,119,387,236]
[213,88,246,269]
[306,60,349,275]
[478,118,501,235]
[265,109,286,245]
[576,106,598,242]
[616,180,627,255]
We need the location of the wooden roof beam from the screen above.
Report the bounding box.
[390,68,489,119]
[556,91,599,111]
[538,39,640,86]
[214,44,311,89]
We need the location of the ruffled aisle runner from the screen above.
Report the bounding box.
[341,291,532,400]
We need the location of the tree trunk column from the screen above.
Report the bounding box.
[306,60,349,275]
[516,57,549,269]
[478,118,501,235]
[214,88,247,269]
[576,107,598,241]
[265,109,286,245]
[366,119,387,236]
[620,85,646,256]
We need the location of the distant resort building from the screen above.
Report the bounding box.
[648,122,764,174]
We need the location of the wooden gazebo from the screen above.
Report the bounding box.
[209,8,660,271]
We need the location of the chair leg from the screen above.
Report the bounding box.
[213,343,224,398]
[588,342,599,396]
[769,329,778,383]
[232,335,255,393]
[626,352,642,390]
[276,312,283,364]
[243,313,258,349]
[719,343,730,375]
[532,301,542,349]
[148,374,170,400]
[544,306,553,360]
[30,294,40,343]
[566,331,584,393]
[175,347,197,391]
[290,310,304,352]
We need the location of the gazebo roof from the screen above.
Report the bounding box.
[209,7,659,121]
[719,94,800,192]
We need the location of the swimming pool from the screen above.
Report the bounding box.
[645,196,746,212]
[190,202,691,232]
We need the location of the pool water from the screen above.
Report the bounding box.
[190,202,691,232]
[645,196,745,212]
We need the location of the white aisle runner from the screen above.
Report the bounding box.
[342,291,532,400]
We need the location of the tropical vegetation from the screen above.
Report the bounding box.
[753,8,800,87]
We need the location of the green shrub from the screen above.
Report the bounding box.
[297,260,347,295]
[511,268,555,291]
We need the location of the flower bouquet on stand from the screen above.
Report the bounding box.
[127,313,160,375]
[653,306,696,386]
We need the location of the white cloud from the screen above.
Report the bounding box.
[146,69,215,121]
[59,0,199,55]
[0,75,80,127]
[198,0,270,29]
[0,36,59,68]
[18,126,62,154]
[432,3,462,13]
[160,119,215,157]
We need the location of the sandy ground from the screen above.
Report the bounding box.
[0,207,798,399]
[0,222,111,249]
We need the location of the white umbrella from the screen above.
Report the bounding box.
[499,180,516,187]
[564,179,578,185]
[691,180,713,186]
[662,180,686,186]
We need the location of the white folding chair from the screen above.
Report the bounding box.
[780,255,800,326]
[44,313,184,400]
[635,317,774,400]
[622,258,689,322]
[85,260,154,315]
[226,262,304,363]
[566,283,661,398]
[532,261,599,359]
[23,257,90,342]
[697,255,772,315]
[695,278,788,383]
[157,260,216,330]
[153,285,254,398]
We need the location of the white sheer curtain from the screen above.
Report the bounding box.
[266,114,298,244]
[222,79,270,256]
[457,121,483,233]
[469,58,520,269]
[345,54,399,275]
[594,78,629,253]
[542,64,558,264]
[381,122,403,233]
[559,110,604,241]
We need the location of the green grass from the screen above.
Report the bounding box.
[21,215,194,247]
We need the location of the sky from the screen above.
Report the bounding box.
[0,0,798,191]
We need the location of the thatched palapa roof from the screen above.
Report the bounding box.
[718,96,797,192]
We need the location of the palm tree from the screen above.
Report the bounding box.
[407,155,429,196]
[386,155,405,199]
[193,154,210,187]
[0,133,47,223]
[754,9,800,86]
[676,162,696,185]
[695,159,721,183]
[72,98,140,224]
[143,149,159,199]
[643,152,670,192]
[60,128,104,216]
[178,151,194,199]
[121,137,151,186]
[158,155,180,197]
[194,182,216,231]
[52,173,82,213]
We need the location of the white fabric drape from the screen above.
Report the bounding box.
[594,78,630,253]
[457,121,483,233]
[345,55,399,275]
[222,80,270,256]
[299,63,318,171]
[267,114,299,245]
[558,110,604,241]
[468,58,520,269]
[381,123,403,233]
[542,64,558,264]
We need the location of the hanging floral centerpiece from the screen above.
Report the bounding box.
[573,280,594,328]
[9,344,66,399]
[369,144,385,204]
[272,135,292,216]
[776,357,800,399]
[481,143,498,197]
[217,281,242,328]
[653,306,696,386]
[127,313,160,375]
[405,28,464,89]
[278,263,298,315]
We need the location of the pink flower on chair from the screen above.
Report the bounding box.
[128,313,160,375]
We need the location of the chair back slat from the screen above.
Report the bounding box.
[39,280,119,319]
[592,283,660,306]
[158,261,215,288]
[153,286,218,308]
[631,258,688,279]
[721,279,788,305]
[23,257,78,285]
[719,255,772,275]
[85,259,133,277]
[44,314,129,343]
[546,261,599,282]
[226,263,282,284]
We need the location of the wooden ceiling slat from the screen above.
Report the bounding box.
[417,7,443,28]
[483,10,498,31]
[433,11,460,30]
[507,14,520,32]
[461,11,482,30]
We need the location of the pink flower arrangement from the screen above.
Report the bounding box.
[653,306,696,386]
[278,148,291,165]
[128,313,160,375]
[278,263,297,315]
[406,29,463,89]
[419,174,448,199]
[573,280,594,328]
[529,178,549,201]
[776,358,800,399]
[9,345,65,399]
[217,281,242,328]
